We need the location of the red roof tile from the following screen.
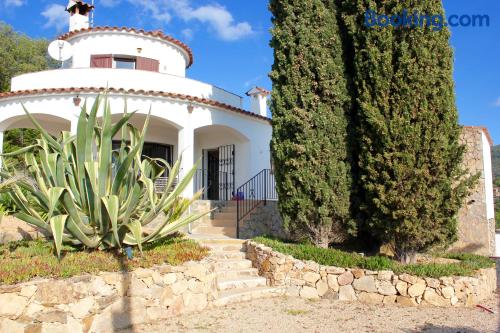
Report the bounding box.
[58,27,194,68]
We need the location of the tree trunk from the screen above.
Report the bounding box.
[313,228,330,249]
[396,250,417,264]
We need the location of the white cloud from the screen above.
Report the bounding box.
[127,0,254,41]
[41,4,67,32]
[3,0,25,7]
[181,28,194,41]
[494,98,500,107]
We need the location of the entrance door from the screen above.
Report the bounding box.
[206,149,219,200]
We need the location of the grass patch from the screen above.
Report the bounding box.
[285,309,310,316]
[253,236,494,278]
[0,236,209,285]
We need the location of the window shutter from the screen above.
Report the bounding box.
[136,57,159,72]
[90,54,112,68]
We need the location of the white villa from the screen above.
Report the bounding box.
[0,1,273,207]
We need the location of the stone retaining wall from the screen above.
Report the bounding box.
[246,241,497,307]
[0,259,219,332]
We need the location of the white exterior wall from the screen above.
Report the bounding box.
[11,69,243,109]
[482,132,495,219]
[66,32,189,77]
[0,93,272,192]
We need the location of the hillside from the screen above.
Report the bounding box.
[493,145,500,182]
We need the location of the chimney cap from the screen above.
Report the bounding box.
[246,86,270,97]
[66,0,94,13]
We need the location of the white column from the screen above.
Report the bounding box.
[70,105,80,134]
[0,131,3,171]
[177,125,194,198]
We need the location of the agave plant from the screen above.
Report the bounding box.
[1,95,207,257]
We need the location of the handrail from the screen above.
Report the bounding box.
[236,169,277,238]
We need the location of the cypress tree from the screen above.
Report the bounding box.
[346,1,476,262]
[269,0,355,247]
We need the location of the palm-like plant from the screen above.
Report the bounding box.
[1,95,207,257]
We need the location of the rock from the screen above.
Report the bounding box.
[160,286,175,307]
[351,269,365,279]
[35,281,79,305]
[316,279,329,297]
[302,272,321,285]
[338,285,357,301]
[182,292,208,312]
[378,280,397,296]
[36,311,68,324]
[90,297,147,332]
[68,297,94,319]
[0,293,28,317]
[407,282,426,297]
[20,285,38,298]
[285,285,300,297]
[383,295,397,304]
[147,306,170,321]
[352,276,377,293]
[299,286,319,299]
[325,266,345,274]
[327,274,339,292]
[88,277,114,297]
[187,279,205,293]
[25,302,46,316]
[184,264,207,280]
[0,318,25,333]
[395,281,408,296]
[358,292,384,304]
[396,296,418,307]
[423,288,449,307]
[439,277,454,286]
[134,268,153,279]
[425,278,440,288]
[398,273,418,285]
[377,271,393,281]
[102,273,123,285]
[337,271,354,286]
[171,279,189,295]
[450,296,459,306]
[151,271,163,285]
[441,286,455,299]
[163,273,177,285]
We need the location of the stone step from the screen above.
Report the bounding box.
[214,267,259,279]
[217,276,267,291]
[214,259,253,271]
[210,251,246,260]
[213,212,237,220]
[193,226,236,238]
[213,286,281,307]
[198,219,236,228]
[195,239,247,252]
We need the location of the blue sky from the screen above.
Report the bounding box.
[0,0,499,144]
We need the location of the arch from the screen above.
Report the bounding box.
[194,124,250,143]
[0,114,71,135]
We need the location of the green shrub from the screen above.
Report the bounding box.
[253,236,494,278]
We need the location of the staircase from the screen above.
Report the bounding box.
[194,238,281,306]
[191,202,237,238]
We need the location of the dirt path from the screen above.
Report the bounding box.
[127,294,500,333]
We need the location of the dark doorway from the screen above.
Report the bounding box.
[112,141,173,165]
[206,149,219,200]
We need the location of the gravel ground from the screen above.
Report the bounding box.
[127,293,500,333]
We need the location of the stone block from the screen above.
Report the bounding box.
[316,279,329,297]
[378,280,397,296]
[352,276,377,293]
[358,292,384,304]
[303,272,321,285]
[407,282,426,297]
[337,271,354,286]
[395,281,408,296]
[299,286,319,299]
[338,285,356,301]
[396,296,418,307]
[327,274,339,292]
[0,293,28,317]
[351,269,365,279]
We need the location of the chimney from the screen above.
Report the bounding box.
[246,87,270,118]
[66,0,94,32]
